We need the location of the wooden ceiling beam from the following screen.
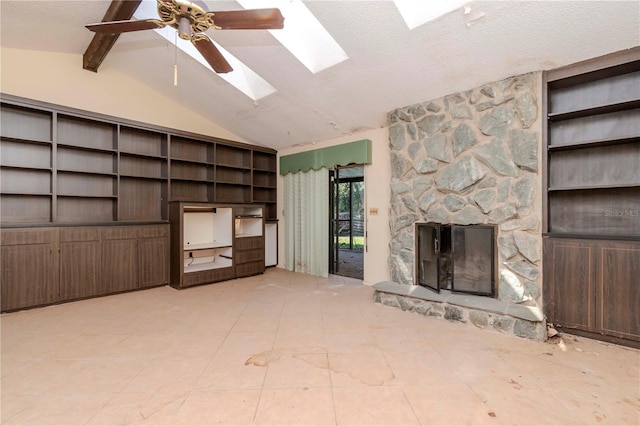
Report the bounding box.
[83,0,143,72]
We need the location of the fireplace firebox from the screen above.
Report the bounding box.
[416,224,496,297]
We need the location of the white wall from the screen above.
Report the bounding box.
[277,127,392,286]
[0,48,244,142]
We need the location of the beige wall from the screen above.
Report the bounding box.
[277,127,392,286]
[0,48,244,142]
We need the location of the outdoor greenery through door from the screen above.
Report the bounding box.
[330,166,364,279]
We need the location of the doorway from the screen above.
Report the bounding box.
[329,166,364,279]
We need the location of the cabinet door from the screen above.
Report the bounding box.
[1,230,57,311]
[139,237,169,288]
[59,228,101,301]
[598,241,640,341]
[59,240,101,300]
[101,238,138,293]
[265,222,278,267]
[543,238,596,331]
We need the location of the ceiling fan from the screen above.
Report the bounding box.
[85,0,284,73]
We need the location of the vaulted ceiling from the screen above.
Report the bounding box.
[1,1,639,151]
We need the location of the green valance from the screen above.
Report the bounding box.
[279,139,372,175]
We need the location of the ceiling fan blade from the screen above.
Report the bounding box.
[86,19,164,34]
[192,35,233,73]
[210,8,284,30]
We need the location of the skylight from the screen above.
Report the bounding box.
[234,0,348,74]
[394,0,469,30]
[134,0,276,101]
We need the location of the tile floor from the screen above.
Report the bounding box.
[1,268,639,425]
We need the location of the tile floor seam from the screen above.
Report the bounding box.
[399,386,423,426]
[252,292,287,424]
[321,308,340,426]
[193,299,253,385]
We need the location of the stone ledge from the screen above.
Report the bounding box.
[373,281,543,322]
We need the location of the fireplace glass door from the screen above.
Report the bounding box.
[416,224,495,297]
[416,224,440,292]
[451,226,494,296]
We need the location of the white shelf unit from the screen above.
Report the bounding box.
[234,206,264,238]
[183,246,233,273]
[183,207,232,271]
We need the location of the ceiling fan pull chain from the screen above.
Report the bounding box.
[174,30,178,86]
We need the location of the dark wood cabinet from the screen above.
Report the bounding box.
[544,237,639,342]
[100,227,139,293]
[138,225,170,289]
[59,227,101,300]
[252,151,277,220]
[543,48,640,346]
[234,206,266,278]
[0,224,169,312]
[170,202,265,288]
[0,94,276,310]
[0,229,58,311]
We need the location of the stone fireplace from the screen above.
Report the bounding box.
[374,72,546,340]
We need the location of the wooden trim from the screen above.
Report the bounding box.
[541,71,549,234]
[554,327,640,350]
[545,46,640,83]
[83,1,142,72]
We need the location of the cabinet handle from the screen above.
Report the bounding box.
[434,238,439,254]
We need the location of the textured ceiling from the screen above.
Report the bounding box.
[1,1,639,151]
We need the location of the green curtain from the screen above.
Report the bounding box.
[280,139,371,175]
[284,168,329,277]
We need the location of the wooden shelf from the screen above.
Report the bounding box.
[57,143,116,154]
[58,169,117,177]
[170,177,214,184]
[57,194,117,199]
[57,115,116,152]
[543,232,640,241]
[170,157,211,166]
[216,181,251,186]
[548,135,639,151]
[119,126,167,158]
[216,162,251,170]
[253,166,276,173]
[183,242,232,250]
[0,164,52,172]
[253,150,276,173]
[216,144,251,169]
[1,95,276,229]
[545,57,640,240]
[0,191,52,196]
[548,99,640,122]
[184,259,233,273]
[0,135,51,146]
[120,174,166,181]
[549,183,639,192]
[120,150,167,160]
[1,103,52,142]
